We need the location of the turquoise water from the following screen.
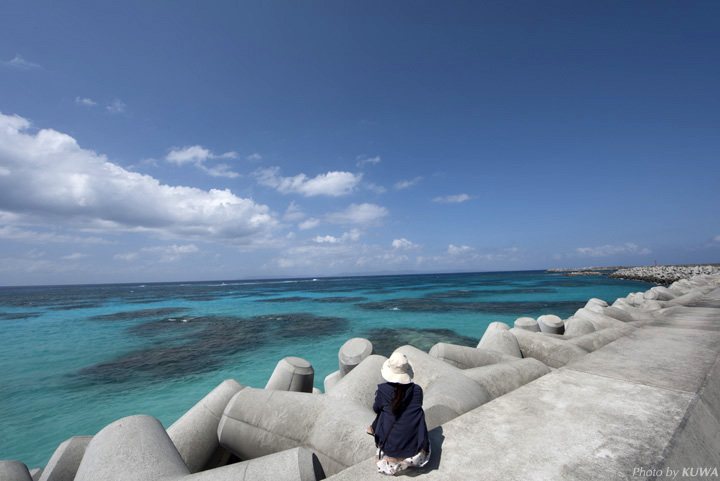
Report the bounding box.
[0,270,653,467]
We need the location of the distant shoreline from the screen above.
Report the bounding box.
[547,264,720,285]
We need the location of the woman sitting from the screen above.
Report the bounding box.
[370,351,430,475]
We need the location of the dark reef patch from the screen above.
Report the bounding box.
[88,307,191,322]
[0,311,42,320]
[76,312,349,386]
[364,328,478,357]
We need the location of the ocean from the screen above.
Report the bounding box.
[0,270,653,467]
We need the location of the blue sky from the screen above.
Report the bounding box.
[1,1,718,285]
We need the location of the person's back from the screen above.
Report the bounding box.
[370,352,430,475]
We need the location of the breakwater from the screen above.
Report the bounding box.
[609,264,720,284]
[2,272,719,480]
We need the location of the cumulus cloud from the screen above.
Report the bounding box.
[447,244,476,256]
[392,238,419,249]
[246,153,262,161]
[106,99,127,114]
[393,177,422,190]
[283,201,305,222]
[254,167,362,197]
[116,244,199,263]
[432,194,471,203]
[1,54,41,70]
[0,112,278,245]
[326,203,389,225]
[313,229,361,244]
[165,145,240,178]
[575,243,651,257]
[75,97,97,107]
[356,155,381,167]
[298,218,320,230]
[61,253,89,260]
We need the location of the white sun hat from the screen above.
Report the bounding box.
[381,351,414,384]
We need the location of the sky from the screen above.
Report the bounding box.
[1,1,718,286]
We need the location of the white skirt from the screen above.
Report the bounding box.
[376,448,430,476]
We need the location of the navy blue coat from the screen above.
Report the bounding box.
[373,382,430,459]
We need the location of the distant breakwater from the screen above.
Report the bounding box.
[609,265,720,284]
[548,264,720,285]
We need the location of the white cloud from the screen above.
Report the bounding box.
[575,243,651,257]
[447,244,476,256]
[246,153,262,161]
[326,203,389,225]
[165,145,240,178]
[392,238,419,249]
[0,112,278,245]
[254,167,362,197]
[61,253,89,260]
[713,235,720,244]
[106,99,127,114]
[298,218,320,230]
[116,244,199,263]
[0,225,111,245]
[1,54,41,70]
[356,155,381,167]
[75,97,97,107]
[283,201,305,222]
[393,177,422,190]
[312,229,361,244]
[432,193,471,203]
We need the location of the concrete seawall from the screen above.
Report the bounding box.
[4,272,719,480]
[328,277,720,480]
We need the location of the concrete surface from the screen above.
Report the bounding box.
[265,357,314,393]
[167,379,244,473]
[326,281,720,480]
[38,436,92,481]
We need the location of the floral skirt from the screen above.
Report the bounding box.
[376,448,430,476]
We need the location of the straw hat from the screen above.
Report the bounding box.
[381,352,414,384]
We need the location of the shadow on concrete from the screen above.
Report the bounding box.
[403,426,444,477]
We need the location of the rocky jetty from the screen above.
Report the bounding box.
[609,264,720,284]
[3,272,720,480]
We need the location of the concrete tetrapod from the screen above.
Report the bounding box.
[338,338,375,376]
[611,299,663,320]
[476,322,522,358]
[509,328,589,368]
[167,379,245,473]
[38,435,92,481]
[217,388,375,476]
[30,469,42,481]
[428,343,519,369]
[537,315,565,335]
[0,461,33,481]
[265,357,314,393]
[323,370,342,393]
[564,317,596,337]
[573,308,633,330]
[326,354,387,409]
[567,326,634,352]
[182,448,325,481]
[394,345,492,430]
[462,358,551,400]
[513,317,540,332]
[74,415,190,481]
